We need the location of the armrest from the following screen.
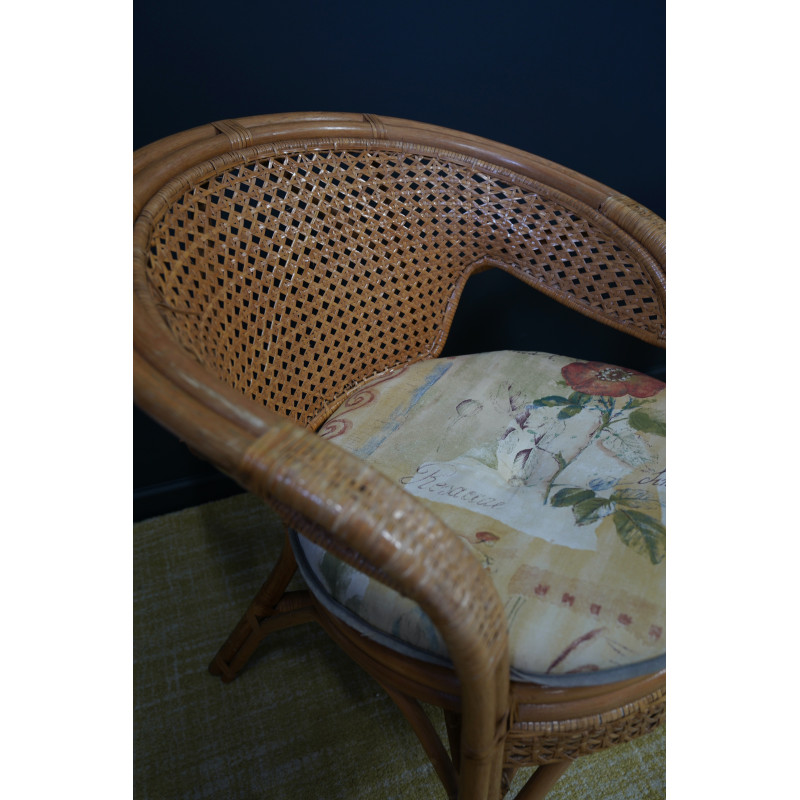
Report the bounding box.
[240,421,510,798]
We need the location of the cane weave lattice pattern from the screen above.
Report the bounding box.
[145,143,664,428]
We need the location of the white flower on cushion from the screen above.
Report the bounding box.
[495,405,563,486]
[496,404,603,488]
[496,420,536,486]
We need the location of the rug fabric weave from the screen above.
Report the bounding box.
[133,492,665,799]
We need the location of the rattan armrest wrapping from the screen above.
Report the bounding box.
[242,427,510,796]
[135,331,510,798]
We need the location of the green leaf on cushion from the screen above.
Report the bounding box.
[573,496,613,524]
[557,405,583,419]
[613,508,666,564]
[610,487,657,509]
[628,408,666,437]
[551,487,596,507]
[532,395,569,407]
[567,391,592,405]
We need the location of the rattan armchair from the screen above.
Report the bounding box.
[133,112,665,800]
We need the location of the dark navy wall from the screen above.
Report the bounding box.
[134,0,665,520]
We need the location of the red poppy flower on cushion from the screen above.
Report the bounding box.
[562,361,664,398]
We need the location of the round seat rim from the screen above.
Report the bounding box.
[291,528,665,690]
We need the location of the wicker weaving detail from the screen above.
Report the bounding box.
[503,689,666,767]
[363,113,388,139]
[212,119,253,149]
[145,145,665,427]
[600,194,666,269]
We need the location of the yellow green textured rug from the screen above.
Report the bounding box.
[134,493,665,799]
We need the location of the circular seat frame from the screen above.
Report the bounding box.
[134,112,665,800]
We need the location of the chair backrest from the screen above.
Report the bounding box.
[135,114,665,430]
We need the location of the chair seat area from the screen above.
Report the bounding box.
[292,350,665,686]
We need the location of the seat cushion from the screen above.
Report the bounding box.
[292,350,665,686]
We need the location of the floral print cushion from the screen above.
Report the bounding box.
[293,350,665,685]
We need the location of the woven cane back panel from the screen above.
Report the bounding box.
[145,141,665,427]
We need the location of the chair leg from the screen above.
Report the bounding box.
[443,709,462,772]
[514,761,572,800]
[501,766,520,797]
[379,682,460,800]
[209,532,304,682]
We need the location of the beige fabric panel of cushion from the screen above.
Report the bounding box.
[293,350,665,686]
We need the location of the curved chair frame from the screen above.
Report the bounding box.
[134,112,665,800]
